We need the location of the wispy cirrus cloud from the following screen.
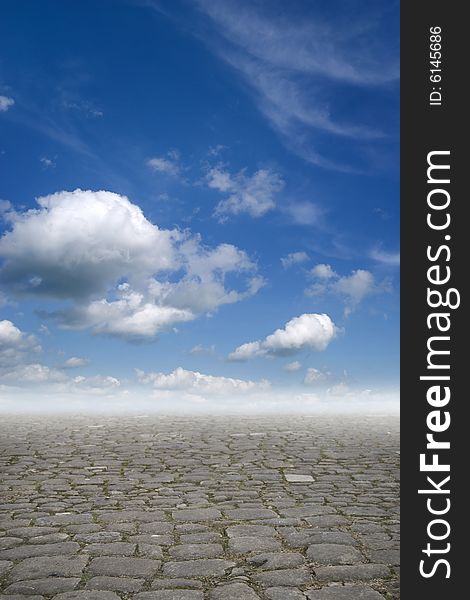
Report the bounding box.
[193,0,398,171]
[370,248,400,266]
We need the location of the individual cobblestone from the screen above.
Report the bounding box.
[88,557,161,578]
[0,415,399,598]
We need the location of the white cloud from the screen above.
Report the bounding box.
[190,344,216,354]
[229,313,337,360]
[198,1,397,85]
[0,189,178,298]
[61,96,103,118]
[307,264,390,315]
[370,248,400,266]
[0,321,124,394]
[0,320,41,370]
[72,374,121,389]
[195,1,396,169]
[228,341,264,361]
[136,366,270,395]
[0,320,66,384]
[59,287,195,338]
[311,263,336,279]
[0,96,15,112]
[0,190,263,339]
[284,360,301,372]
[0,379,399,414]
[40,156,56,169]
[0,199,13,215]
[304,367,328,385]
[147,150,181,176]
[63,356,89,368]
[281,252,309,269]
[327,382,352,397]
[3,363,67,384]
[332,269,377,306]
[283,201,322,225]
[207,167,283,219]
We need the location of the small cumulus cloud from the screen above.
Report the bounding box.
[307,264,391,316]
[72,374,120,389]
[229,313,337,360]
[0,319,66,384]
[147,150,181,177]
[4,363,67,384]
[281,252,309,269]
[284,360,301,372]
[310,263,336,279]
[0,321,123,396]
[40,156,56,169]
[190,344,216,355]
[136,366,270,395]
[0,320,41,369]
[207,144,226,157]
[0,96,15,112]
[207,166,283,220]
[303,367,329,385]
[62,356,89,368]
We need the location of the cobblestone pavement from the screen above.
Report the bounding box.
[0,415,399,600]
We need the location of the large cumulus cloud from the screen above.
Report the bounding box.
[0,190,264,339]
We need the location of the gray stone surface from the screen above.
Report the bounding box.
[168,544,223,560]
[163,559,235,578]
[0,560,13,576]
[135,592,204,600]
[306,585,387,599]
[8,556,88,581]
[253,567,313,587]
[209,583,260,599]
[52,593,121,600]
[306,543,365,565]
[228,536,281,554]
[314,564,391,582]
[88,557,161,578]
[285,473,315,482]
[1,596,44,600]
[84,577,145,593]
[265,588,307,600]
[0,542,80,561]
[3,578,81,595]
[0,415,399,599]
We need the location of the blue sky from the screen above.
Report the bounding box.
[0,0,399,412]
